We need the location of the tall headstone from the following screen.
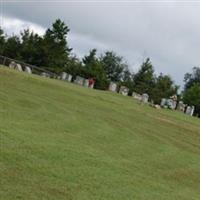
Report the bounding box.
[83,79,89,87]
[9,61,16,69]
[141,93,149,103]
[61,72,67,80]
[119,86,129,96]
[177,101,185,112]
[74,76,84,85]
[185,106,195,116]
[132,92,142,101]
[25,66,32,74]
[160,98,166,107]
[109,82,117,92]
[15,64,23,72]
[67,74,72,82]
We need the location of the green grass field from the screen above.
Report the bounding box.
[0,66,200,200]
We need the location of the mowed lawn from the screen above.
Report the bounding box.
[0,66,200,200]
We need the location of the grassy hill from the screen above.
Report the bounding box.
[0,66,200,200]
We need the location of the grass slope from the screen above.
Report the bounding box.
[0,66,200,200]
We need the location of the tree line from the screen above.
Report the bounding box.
[0,19,199,116]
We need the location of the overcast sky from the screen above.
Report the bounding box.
[1,0,200,88]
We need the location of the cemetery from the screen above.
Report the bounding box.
[1,66,199,200]
[2,58,197,117]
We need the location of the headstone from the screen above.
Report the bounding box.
[41,72,49,78]
[61,72,67,80]
[67,74,72,82]
[132,92,142,101]
[141,93,149,103]
[9,61,16,69]
[15,64,23,72]
[83,79,89,87]
[166,99,176,110]
[160,98,167,107]
[185,106,195,116]
[25,66,32,74]
[74,76,84,85]
[177,101,185,112]
[119,86,129,96]
[109,82,117,92]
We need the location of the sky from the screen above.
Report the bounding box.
[1,0,200,88]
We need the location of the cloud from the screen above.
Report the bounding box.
[2,1,200,87]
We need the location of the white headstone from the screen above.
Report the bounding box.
[83,79,89,87]
[41,72,49,78]
[160,98,166,107]
[9,61,16,69]
[15,64,22,72]
[141,93,149,103]
[132,92,142,101]
[67,74,72,82]
[185,106,195,116]
[109,82,117,92]
[177,101,185,112]
[61,72,67,80]
[119,86,129,96]
[25,66,32,74]
[74,76,84,85]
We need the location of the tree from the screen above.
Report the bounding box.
[134,58,155,96]
[3,35,21,59]
[100,51,126,82]
[83,49,108,89]
[151,73,179,104]
[20,29,42,65]
[0,27,5,54]
[184,67,200,90]
[41,19,72,73]
[183,84,200,117]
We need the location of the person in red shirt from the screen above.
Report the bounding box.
[88,78,95,88]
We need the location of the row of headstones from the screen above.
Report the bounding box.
[60,73,94,88]
[9,61,32,74]
[160,98,195,116]
[109,82,149,103]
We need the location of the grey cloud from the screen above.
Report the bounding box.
[2,1,200,87]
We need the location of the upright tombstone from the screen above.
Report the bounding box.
[61,72,67,80]
[119,86,129,96]
[9,61,16,69]
[67,74,72,82]
[132,92,142,101]
[177,101,185,112]
[160,98,167,107]
[41,72,49,78]
[185,106,195,116]
[25,66,32,74]
[83,79,89,87]
[74,76,84,86]
[15,64,23,72]
[109,82,117,92]
[141,93,149,103]
[166,99,176,110]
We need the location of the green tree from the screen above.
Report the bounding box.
[0,27,5,54]
[4,35,21,59]
[20,29,42,65]
[100,51,126,82]
[41,19,71,73]
[183,84,200,117]
[151,73,179,104]
[134,58,155,96]
[83,49,108,90]
[184,67,200,90]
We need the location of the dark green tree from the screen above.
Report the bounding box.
[83,49,108,90]
[3,35,21,59]
[20,29,42,65]
[100,51,126,82]
[151,73,179,104]
[184,67,200,90]
[183,84,200,117]
[134,58,155,96]
[0,27,5,54]
[41,19,72,73]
